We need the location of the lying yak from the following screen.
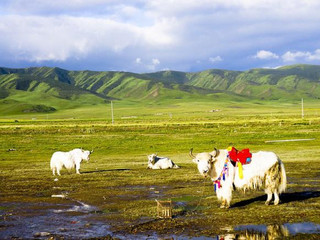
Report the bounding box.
[50,148,92,175]
[191,148,286,208]
[147,153,180,169]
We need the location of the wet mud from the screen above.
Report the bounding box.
[1,163,320,239]
[1,192,320,239]
[0,200,111,239]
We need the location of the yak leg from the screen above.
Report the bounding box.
[265,162,282,205]
[219,188,232,208]
[75,163,81,174]
[274,191,280,205]
[220,199,230,209]
[220,199,226,208]
[224,199,230,209]
[265,191,273,205]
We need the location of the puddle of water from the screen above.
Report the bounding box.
[115,184,170,200]
[53,199,97,213]
[0,201,111,239]
[1,199,320,240]
[284,222,320,234]
[233,222,320,239]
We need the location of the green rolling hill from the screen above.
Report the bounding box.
[142,65,320,100]
[0,64,320,116]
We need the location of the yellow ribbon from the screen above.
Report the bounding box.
[238,162,243,179]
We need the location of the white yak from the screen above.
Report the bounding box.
[50,148,92,175]
[147,153,180,169]
[191,148,286,208]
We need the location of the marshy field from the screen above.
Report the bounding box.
[1,101,320,239]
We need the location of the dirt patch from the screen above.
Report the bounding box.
[0,201,111,239]
[1,188,320,239]
[1,151,320,239]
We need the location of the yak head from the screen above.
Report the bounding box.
[147,153,157,168]
[82,150,92,162]
[190,148,220,178]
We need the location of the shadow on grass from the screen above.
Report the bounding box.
[231,191,320,208]
[231,195,266,208]
[281,191,320,204]
[81,169,131,174]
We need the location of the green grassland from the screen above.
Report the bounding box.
[1,64,320,119]
[1,64,320,237]
[1,102,320,238]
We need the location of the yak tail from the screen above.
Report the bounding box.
[50,159,54,170]
[278,160,287,193]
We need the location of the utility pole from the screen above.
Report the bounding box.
[301,98,304,119]
[111,101,114,124]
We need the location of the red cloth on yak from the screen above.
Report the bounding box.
[228,147,252,165]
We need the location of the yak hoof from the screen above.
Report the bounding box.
[220,200,230,209]
[265,200,271,205]
[220,204,230,209]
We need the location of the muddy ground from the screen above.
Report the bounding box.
[1,161,320,239]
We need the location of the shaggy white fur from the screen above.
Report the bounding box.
[192,149,287,208]
[147,154,180,169]
[50,148,91,175]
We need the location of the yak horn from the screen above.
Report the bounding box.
[90,149,94,154]
[213,147,220,158]
[189,148,195,158]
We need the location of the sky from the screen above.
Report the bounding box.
[1,0,320,73]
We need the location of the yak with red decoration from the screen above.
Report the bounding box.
[190,147,287,208]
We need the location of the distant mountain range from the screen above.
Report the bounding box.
[1,64,320,114]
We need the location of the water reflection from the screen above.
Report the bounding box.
[218,222,320,240]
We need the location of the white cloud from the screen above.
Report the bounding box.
[133,57,161,71]
[307,49,320,61]
[280,49,320,62]
[1,0,320,72]
[254,50,279,60]
[282,51,309,62]
[147,58,161,71]
[3,0,120,14]
[7,0,320,16]
[152,58,160,65]
[281,49,320,62]
[209,56,222,63]
[0,14,174,63]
